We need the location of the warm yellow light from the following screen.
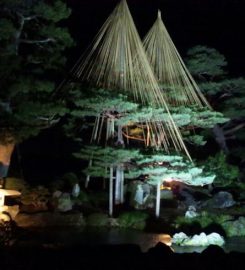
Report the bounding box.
[160,184,171,190]
[154,234,172,246]
[0,189,21,208]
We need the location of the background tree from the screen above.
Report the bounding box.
[186,45,245,181]
[0,0,73,183]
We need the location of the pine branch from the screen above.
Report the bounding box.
[20,38,56,44]
[14,12,38,54]
[224,122,245,136]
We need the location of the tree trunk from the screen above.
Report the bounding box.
[155,181,161,218]
[106,118,115,141]
[116,125,124,145]
[120,169,124,204]
[115,165,124,204]
[0,142,15,188]
[115,165,121,205]
[109,166,114,216]
[212,124,229,154]
[85,159,92,188]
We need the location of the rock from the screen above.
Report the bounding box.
[57,193,73,212]
[172,232,225,246]
[172,232,189,245]
[185,205,198,218]
[210,191,236,208]
[134,185,144,205]
[72,183,80,198]
[178,189,197,208]
[52,190,62,198]
[206,233,225,246]
[186,232,209,246]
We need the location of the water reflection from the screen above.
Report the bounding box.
[19,228,245,253]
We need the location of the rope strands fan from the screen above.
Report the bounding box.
[73,0,164,105]
[71,0,191,159]
[143,10,211,108]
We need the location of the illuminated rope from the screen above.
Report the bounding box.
[71,0,191,160]
[143,10,211,108]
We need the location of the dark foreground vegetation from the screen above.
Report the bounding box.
[1,242,245,270]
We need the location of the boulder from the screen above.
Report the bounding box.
[72,183,80,198]
[57,193,73,212]
[210,191,236,208]
[185,205,199,218]
[172,232,225,247]
[178,189,197,208]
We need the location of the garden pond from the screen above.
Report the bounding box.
[15,227,245,253]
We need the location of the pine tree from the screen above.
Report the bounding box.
[63,1,223,217]
[186,46,245,165]
[0,0,73,183]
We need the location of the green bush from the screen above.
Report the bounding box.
[49,172,79,191]
[223,217,245,237]
[86,213,109,227]
[117,211,149,230]
[175,212,213,229]
[174,211,245,237]
[61,172,79,186]
[202,152,239,188]
[89,192,108,207]
[74,190,90,204]
[20,185,50,207]
[175,211,232,230]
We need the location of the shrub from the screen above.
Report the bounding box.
[202,152,239,188]
[61,172,79,186]
[86,213,109,227]
[117,211,149,230]
[74,190,90,204]
[89,192,108,207]
[223,217,245,237]
[175,211,233,230]
[175,211,213,229]
[20,186,50,208]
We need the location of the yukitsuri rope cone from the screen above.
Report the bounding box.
[71,0,191,159]
[143,10,211,108]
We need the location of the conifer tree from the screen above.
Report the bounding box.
[64,1,224,217]
[186,46,245,167]
[0,0,73,183]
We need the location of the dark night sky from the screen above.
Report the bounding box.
[66,0,245,76]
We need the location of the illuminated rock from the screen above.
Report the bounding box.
[185,205,199,218]
[172,232,225,246]
[72,183,80,198]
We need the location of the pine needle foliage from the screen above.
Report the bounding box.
[68,0,191,157]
